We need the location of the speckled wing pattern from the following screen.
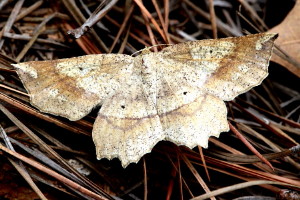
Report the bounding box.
[13,33,278,167]
[13,54,134,121]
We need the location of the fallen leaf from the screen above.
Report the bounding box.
[268,0,300,77]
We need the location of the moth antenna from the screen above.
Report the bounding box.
[131,44,172,56]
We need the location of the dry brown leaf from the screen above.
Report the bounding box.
[268,0,300,77]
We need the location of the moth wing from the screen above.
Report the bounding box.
[92,71,165,167]
[13,54,134,120]
[13,33,278,168]
[135,33,277,153]
[92,33,277,167]
[157,33,278,101]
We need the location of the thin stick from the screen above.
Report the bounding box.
[0,144,108,200]
[208,0,218,38]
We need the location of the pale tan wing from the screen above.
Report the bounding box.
[141,53,229,152]
[157,33,278,101]
[93,33,277,167]
[92,55,227,167]
[139,33,277,151]
[93,90,228,167]
[92,65,165,167]
[13,54,134,120]
[13,33,277,168]
[93,51,228,167]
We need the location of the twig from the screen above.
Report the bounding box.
[192,180,298,200]
[229,122,274,170]
[0,144,108,200]
[208,0,218,38]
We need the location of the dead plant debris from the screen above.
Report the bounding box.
[0,0,299,200]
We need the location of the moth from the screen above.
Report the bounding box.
[13,33,278,167]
